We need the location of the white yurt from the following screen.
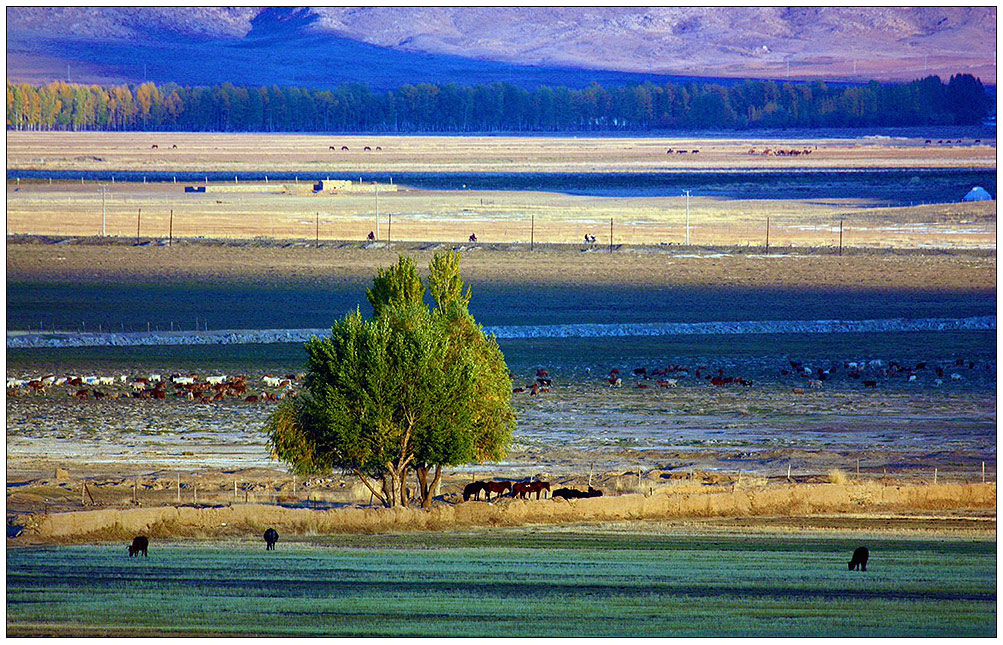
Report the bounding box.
[962,186,993,201]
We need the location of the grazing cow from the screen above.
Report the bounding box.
[364,146,372,151]
[329,146,336,150]
[483,481,512,500]
[463,481,488,501]
[151,144,158,149]
[171,144,177,149]
[529,383,540,396]
[691,149,699,154]
[128,536,149,557]
[341,146,349,151]
[264,528,279,551]
[375,146,382,151]
[848,546,868,571]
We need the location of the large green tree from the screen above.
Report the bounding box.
[267,252,514,508]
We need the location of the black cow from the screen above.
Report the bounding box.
[128,536,149,557]
[264,527,279,551]
[848,546,869,571]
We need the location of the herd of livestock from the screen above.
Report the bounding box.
[461,479,603,502]
[6,372,304,403]
[7,354,983,404]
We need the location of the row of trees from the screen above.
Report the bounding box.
[6,74,991,133]
[267,252,515,508]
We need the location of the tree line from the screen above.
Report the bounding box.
[6,74,991,133]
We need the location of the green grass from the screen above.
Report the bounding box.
[7,531,995,637]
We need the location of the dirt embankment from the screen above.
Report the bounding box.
[14,481,995,544]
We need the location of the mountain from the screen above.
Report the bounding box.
[6,6,996,89]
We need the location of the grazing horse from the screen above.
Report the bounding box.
[512,481,550,499]
[552,486,603,499]
[341,146,349,151]
[151,144,158,149]
[364,146,372,151]
[848,546,869,571]
[463,481,487,501]
[329,146,336,150]
[483,481,511,500]
[469,233,478,242]
[264,528,279,551]
[128,536,149,557]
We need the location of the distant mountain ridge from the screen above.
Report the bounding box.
[6,6,996,88]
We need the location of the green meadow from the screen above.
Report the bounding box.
[7,530,995,637]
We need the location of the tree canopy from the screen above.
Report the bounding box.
[267,251,514,508]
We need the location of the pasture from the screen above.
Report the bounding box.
[6,131,997,173]
[6,530,996,637]
[6,131,996,248]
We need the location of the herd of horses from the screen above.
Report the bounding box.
[462,480,605,502]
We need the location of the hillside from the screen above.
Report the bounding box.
[6,7,996,89]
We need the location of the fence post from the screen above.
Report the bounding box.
[177,474,181,503]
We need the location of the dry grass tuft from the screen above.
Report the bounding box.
[828,469,852,485]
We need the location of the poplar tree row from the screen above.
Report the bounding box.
[6,74,991,133]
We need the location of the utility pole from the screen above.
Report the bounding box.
[765,216,770,255]
[683,190,691,246]
[98,185,109,236]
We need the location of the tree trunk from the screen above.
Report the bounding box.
[415,464,444,509]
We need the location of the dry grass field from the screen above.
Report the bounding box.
[7,132,996,247]
[6,131,997,172]
[6,181,997,248]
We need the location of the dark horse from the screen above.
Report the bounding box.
[552,486,603,500]
[513,481,550,499]
[463,481,487,502]
[483,481,511,500]
[264,528,279,551]
[848,546,869,571]
[128,536,149,557]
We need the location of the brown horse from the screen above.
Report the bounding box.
[513,481,550,499]
[483,481,511,500]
